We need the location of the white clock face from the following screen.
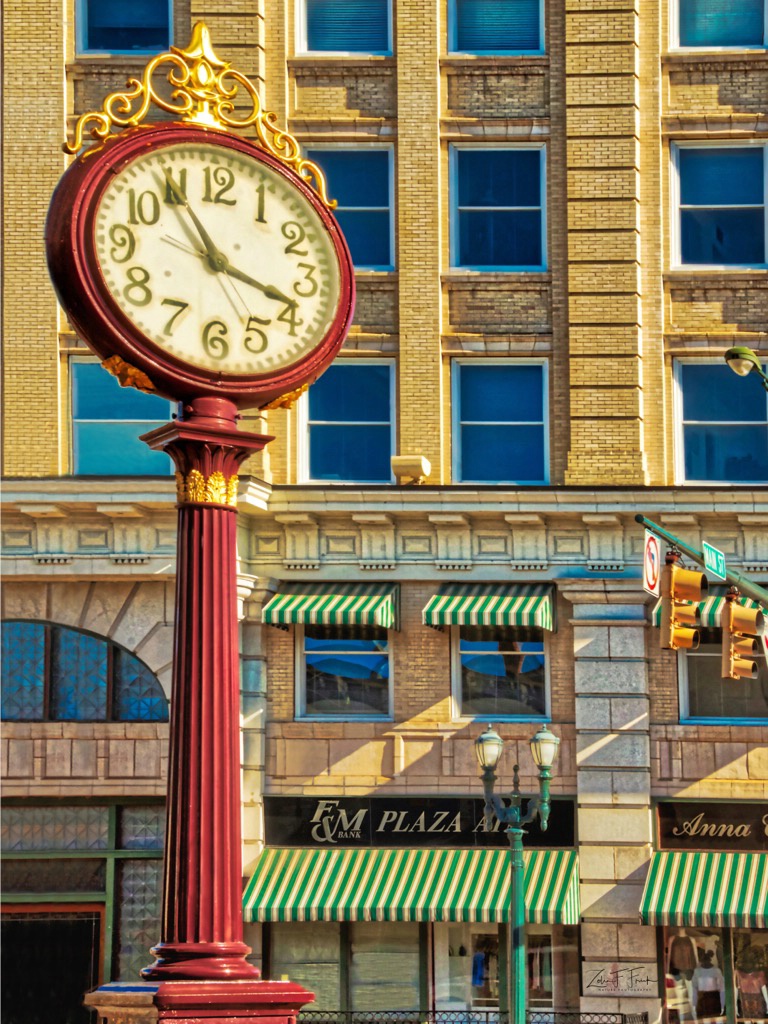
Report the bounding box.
[93,140,342,375]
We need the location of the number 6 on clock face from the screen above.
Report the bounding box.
[92,139,343,377]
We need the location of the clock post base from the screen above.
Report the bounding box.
[85,978,314,1024]
[141,941,260,980]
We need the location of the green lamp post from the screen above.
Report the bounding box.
[475,725,561,1024]
[724,346,768,392]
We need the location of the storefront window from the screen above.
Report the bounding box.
[663,927,768,1024]
[270,922,341,1011]
[733,930,768,1021]
[349,922,420,1010]
[434,923,579,1012]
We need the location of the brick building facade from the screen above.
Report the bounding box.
[2,0,767,1021]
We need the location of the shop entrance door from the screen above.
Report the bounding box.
[1,907,102,1024]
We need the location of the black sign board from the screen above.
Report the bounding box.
[658,801,768,852]
[264,795,575,849]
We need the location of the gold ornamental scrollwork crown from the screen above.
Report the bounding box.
[65,22,336,208]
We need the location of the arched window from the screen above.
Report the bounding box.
[1,621,169,722]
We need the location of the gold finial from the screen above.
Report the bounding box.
[64,22,335,207]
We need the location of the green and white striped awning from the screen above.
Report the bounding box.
[640,851,768,928]
[651,590,761,628]
[263,584,399,630]
[243,847,579,925]
[423,585,555,631]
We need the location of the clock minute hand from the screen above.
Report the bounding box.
[162,170,227,271]
[222,263,297,307]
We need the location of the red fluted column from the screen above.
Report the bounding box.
[140,396,269,981]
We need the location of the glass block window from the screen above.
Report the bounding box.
[678,0,765,47]
[451,147,546,269]
[1,806,110,852]
[79,0,171,53]
[1,621,169,722]
[302,361,395,483]
[120,806,166,851]
[71,360,173,476]
[304,148,394,269]
[451,0,543,53]
[454,625,548,719]
[2,803,164,986]
[299,625,391,718]
[675,361,768,483]
[682,637,768,721]
[453,361,548,483]
[302,0,390,53]
[675,146,766,266]
[116,859,164,979]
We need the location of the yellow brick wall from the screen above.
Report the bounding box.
[4,0,765,484]
[3,0,66,477]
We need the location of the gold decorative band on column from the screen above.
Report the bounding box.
[175,470,239,507]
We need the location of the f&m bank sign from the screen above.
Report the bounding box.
[265,796,575,849]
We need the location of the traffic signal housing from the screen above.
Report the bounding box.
[721,591,765,680]
[660,556,708,650]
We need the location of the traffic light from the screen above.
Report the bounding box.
[721,590,765,680]
[660,554,708,650]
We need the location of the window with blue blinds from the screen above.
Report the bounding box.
[678,0,764,47]
[676,362,768,483]
[676,147,766,266]
[452,0,542,53]
[80,0,171,53]
[453,362,549,483]
[304,362,395,482]
[304,148,393,269]
[452,147,546,269]
[304,0,390,53]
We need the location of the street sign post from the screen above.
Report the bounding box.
[702,541,727,581]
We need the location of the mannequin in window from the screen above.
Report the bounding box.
[735,944,768,1019]
[692,951,725,1019]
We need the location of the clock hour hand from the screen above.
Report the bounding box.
[223,263,297,307]
[162,169,228,272]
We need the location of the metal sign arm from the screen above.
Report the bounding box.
[635,515,768,606]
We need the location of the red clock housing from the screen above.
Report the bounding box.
[45,123,356,408]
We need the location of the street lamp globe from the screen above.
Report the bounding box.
[475,724,504,770]
[724,346,762,377]
[529,725,560,768]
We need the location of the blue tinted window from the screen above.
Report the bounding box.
[306,363,393,482]
[454,149,544,268]
[83,0,170,52]
[459,631,546,718]
[305,0,389,52]
[679,0,764,46]
[679,362,768,483]
[303,627,389,717]
[678,148,765,266]
[460,364,544,421]
[681,363,766,422]
[679,149,763,205]
[453,0,541,52]
[305,149,393,269]
[458,150,541,207]
[455,363,547,483]
[72,362,172,476]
